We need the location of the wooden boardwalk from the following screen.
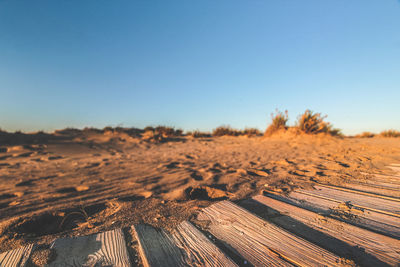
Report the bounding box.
[1,164,400,266]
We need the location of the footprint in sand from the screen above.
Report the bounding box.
[47,155,63,160]
[0,192,23,200]
[190,171,203,181]
[57,185,90,194]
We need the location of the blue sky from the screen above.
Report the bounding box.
[1,0,399,134]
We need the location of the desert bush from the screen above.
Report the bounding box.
[264,110,288,136]
[212,126,240,136]
[187,130,212,138]
[154,126,182,137]
[82,127,103,134]
[296,110,341,136]
[243,128,261,137]
[355,132,375,138]
[380,130,400,138]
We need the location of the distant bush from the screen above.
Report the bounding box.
[296,110,341,136]
[212,126,261,137]
[243,128,261,137]
[213,126,237,136]
[154,126,183,137]
[264,110,288,136]
[355,132,375,138]
[187,130,212,138]
[380,130,400,138]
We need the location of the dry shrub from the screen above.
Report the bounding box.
[264,110,288,136]
[380,130,400,138]
[187,131,211,138]
[212,126,240,137]
[212,126,261,137]
[296,110,341,136]
[243,128,261,137]
[355,132,375,138]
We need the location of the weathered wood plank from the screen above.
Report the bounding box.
[360,172,400,186]
[267,190,400,238]
[197,200,344,267]
[133,221,237,267]
[0,244,34,267]
[333,181,400,197]
[317,183,400,200]
[49,229,130,267]
[298,185,400,216]
[253,194,400,266]
[172,221,238,266]
[388,165,400,174]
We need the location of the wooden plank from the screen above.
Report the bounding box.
[298,185,400,216]
[172,221,238,267]
[49,229,130,267]
[334,181,400,197]
[360,172,400,186]
[253,195,400,266]
[133,222,237,267]
[388,165,400,174]
[267,190,400,238]
[316,183,400,201]
[0,244,34,267]
[197,200,344,267]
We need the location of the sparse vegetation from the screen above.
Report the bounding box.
[380,130,400,138]
[212,126,241,137]
[264,109,288,136]
[355,132,375,138]
[296,110,341,136]
[243,128,261,137]
[186,130,212,138]
[212,126,261,137]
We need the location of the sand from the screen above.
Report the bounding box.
[1,130,400,253]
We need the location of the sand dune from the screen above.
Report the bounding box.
[1,130,400,252]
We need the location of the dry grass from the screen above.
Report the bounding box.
[243,128,261,137]
[212,126,261,137]
[355,132,375,138]
[264,110,288,136]
[296,110,341,136]
[380,130,400,138]
[186,131,212,138]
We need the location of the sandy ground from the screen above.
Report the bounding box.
[1,131,400,256]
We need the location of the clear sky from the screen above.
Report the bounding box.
[1,0,399,134]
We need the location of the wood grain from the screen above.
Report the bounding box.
[328,181,400,198]
[0,244,34,267]
[270,189,400,238]
[253,194,400,266]
[197,200,344,267]
[49,228,130,267]
[298,185,400,216]
[133,221,237,267]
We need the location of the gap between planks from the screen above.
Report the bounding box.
[252,194,400,266]
[197,200,347,267]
